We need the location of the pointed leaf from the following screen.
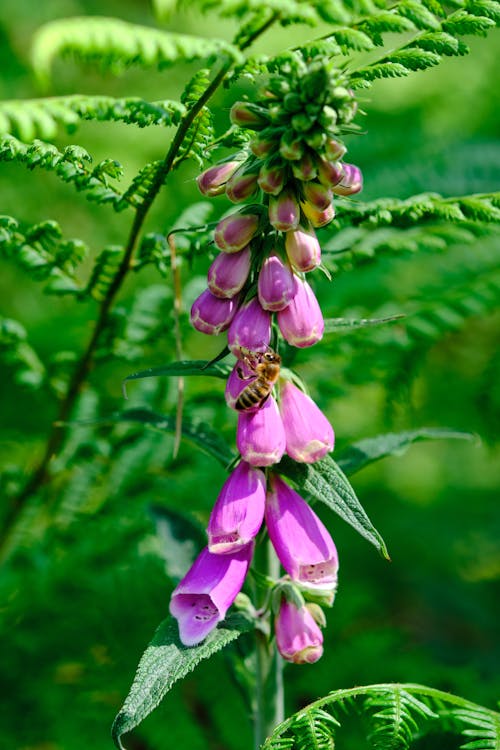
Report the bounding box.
[336,428,475,476]
[149,505,206,583]
[278,455,389,559]
[112,613,253,749]
[323,314,405,332]
[114,408,235,466]
[123,359,232,393]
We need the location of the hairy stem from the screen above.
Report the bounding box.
[0,41,260,553]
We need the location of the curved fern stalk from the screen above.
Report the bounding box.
[0,135,126,209]
[262,684,500,750]
[0,95,185,142]
[31,16,243,86]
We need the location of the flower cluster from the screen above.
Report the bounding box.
[170,56,362,663]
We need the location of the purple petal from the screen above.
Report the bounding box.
[265,475,338,589]
[214,213,259,253]
[280,380,334,463]
[275,599,324,664]
[169,545,253,646]
[190,289,239,335]
[257,252,297,312]
[207,247,251,299]
[237,396,286,467]
[207,461,266,553]
[277,278,324,348]
[285,225,321,272]
[228,297,271,355]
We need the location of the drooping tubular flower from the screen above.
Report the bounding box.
[265,475,338,591]
[169,544,253,646]
[279,380,334,463]
[237,396,286,467]
[275,599,324,664]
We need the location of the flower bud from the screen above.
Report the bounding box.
[266,475,338,589]
[324,138,347,162]
[291,112,313,133]
[230,101,269,129]
[302,181,333,211]
[318,105,338,130]
[304,128,326,151]
[225,164,259,203]
[331,163,363,196]
[169,545,253,646]
[316,157,343,188]
[228,297,271,355]
[237,396,286,467]
[258,160,286,195]
[250,131,279,158]
[214,212,259,253]
[257,252,296,312]
[285,225,321,272]
[279,130,304,161]
[279,380,334,463]
[190,289,239,335]
[207,461,266,554]
[275,599,324,664]
[197,161,241,197]
[277,278,324,348]
[301,201,335,228]
[291,151,317,182]
[269,189,300,232]
[207,247,251,299]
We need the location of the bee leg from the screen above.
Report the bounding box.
[237,367,254,381]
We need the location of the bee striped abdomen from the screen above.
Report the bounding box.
[235,380,270,410]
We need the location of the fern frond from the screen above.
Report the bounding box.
[455,706,500,750]
[0,317,46,389]
[84,246,124,301]
[288,706,339,750]
[0,96,185,142]
[118,161,163,210]
[0,135,126,209]
[112,285,172,361]
[0,214,86,293]
[365,687,438,749]
[174,69,215,168]
[31,17,242,85]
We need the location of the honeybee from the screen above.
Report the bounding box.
[235,348,282,411]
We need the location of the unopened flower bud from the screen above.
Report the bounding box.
[258,160,286,195]
[266,475,338,589]
[304,128,326,151]
[190,289,239,335]
[316,157,344,188]
[225,165,259,203]
[324,138,347,162]
[214,212,259,253]
[302,181,333,211]
[250,130,279,158]
[277,277,324,348]
[169,544,253,646]
[207,246,251,298]
[257,252,296,312]
[275,599,324,664]
[285,225,321,272]
[230,101,269,129]
[197,161,241,197]
[318,105,338,130]
[279,380,334,463]
[228,297,271,355]
[332,163,363,196]
[291,112,313,133]
[269,189,300,232]
[237,396,286,467]
[301,201,335,228]
[207,461,266,554]
[283,93,303,113]
[279,130,304,161]
[291,152,317,182]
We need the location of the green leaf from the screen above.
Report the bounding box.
[31,16,242,85]
[278,455,389,559]
[111,613,253,750]
[323,314,405,332]
[336,428,476,476]
[115,408,235,466]
[123,359,232,391]
[149,505,206,583]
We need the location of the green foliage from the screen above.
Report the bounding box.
[263,685,500,750]
[175,69,215,168]
[32,17,243,85]
[0,96,185,142]
[0,317,46,389]
[112,613,253,750]
[0,135,126,208]
[279,455,389,558]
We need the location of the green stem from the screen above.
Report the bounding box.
[252,540,285,749]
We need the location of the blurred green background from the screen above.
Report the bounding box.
[0,2,499,749]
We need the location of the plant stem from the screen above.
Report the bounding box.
[252,540,284,749]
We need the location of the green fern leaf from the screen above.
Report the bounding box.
[388,47,442,70]
[31,16,243,86]
[455,707,500,750]
[0,317,46,389]
[365,687,438,750]
[397,0,442,29]
[351,62,411,84]
[465,0,500,22]
[442,9,496,34]
[175,69,215,167]
[327,27,376,52]
[85,246,123,301]
[289,707,339,750]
